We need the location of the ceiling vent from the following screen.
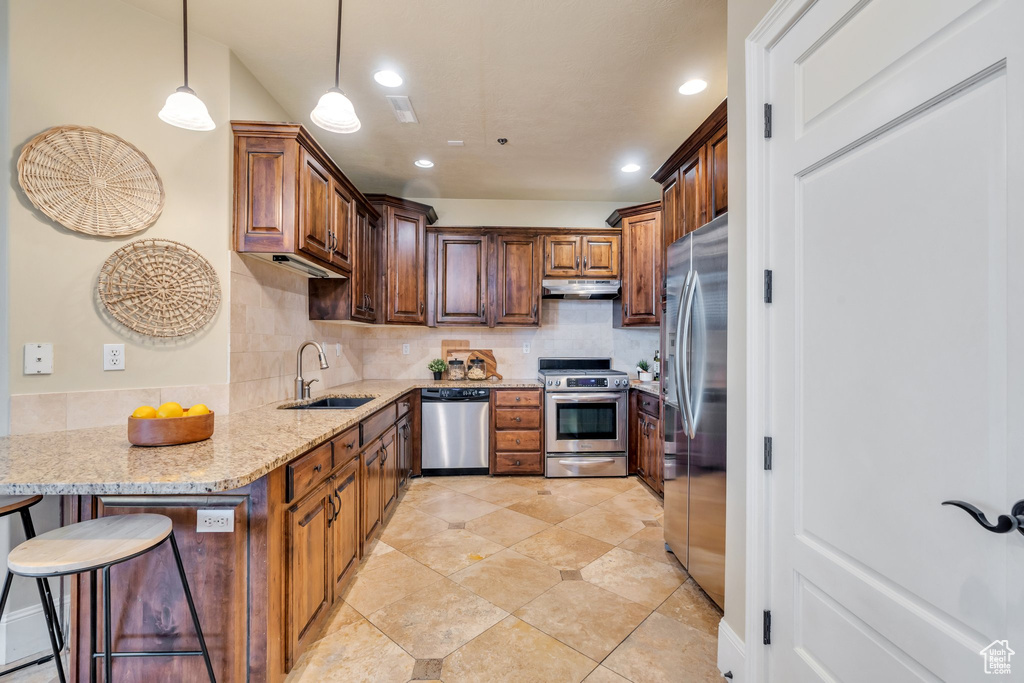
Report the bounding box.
[386,96,419,123]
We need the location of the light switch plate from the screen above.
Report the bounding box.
[522,343,531,354]
[24,343,53,374]
[103,344,125,371]
[402,344,410,355]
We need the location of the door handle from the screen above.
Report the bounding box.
[558,459,617,466]
[680,270,698,439]
[583,257,588,269]
[575,256,580,269]
[943,499,1024,536]
[673,270,693,414]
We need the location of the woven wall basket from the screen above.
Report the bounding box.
[98,239,221,338]
[17,125,164,237]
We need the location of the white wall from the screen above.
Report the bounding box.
[725,0,777,650]
[0,0,9,438]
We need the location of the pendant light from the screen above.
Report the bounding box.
[158,0,215,131]
[310,0,361,134]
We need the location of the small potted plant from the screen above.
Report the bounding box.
[636,359,653,382]
[428,358,447,380]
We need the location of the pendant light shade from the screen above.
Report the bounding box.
[311,0,360,134]
[160,0,215,131]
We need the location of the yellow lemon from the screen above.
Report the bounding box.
[132,405,158,419]
[187,404,210,416]
[156,402,184,419]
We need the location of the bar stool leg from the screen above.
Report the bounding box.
[169,533,216,683]
[34,578,65,683]
[102,567,112,683]
[0,571,13,625]
[19,508,65,653]
[89,570,97,683]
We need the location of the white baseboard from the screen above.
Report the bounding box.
[0,592,69,665]
[718,619,746,681]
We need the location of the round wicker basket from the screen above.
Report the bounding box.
[17,125,164,237]
[98,239,221,338]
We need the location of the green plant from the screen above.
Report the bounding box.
[636,359,651,372]
[427,358,447,373]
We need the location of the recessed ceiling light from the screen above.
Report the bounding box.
[678,79,708,95]
[414,159,434,168]
[374,70,403,87]
[621,163,641,173]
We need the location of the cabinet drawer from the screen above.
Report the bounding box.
[495,430,541,452]
[287,441,333,502]
[494,409,541,430]
[396,397,411,419]
[494,390,542,408]
[495,452,543,474]
[361,404,397,445]
[332,425,360,467]
[638,394,661,418]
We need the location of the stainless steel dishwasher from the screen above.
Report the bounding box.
[420,387,490,476]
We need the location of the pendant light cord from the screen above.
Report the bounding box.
[182,0,190,88]
[334,0,343,89]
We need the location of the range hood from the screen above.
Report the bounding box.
[247,253,345,279]
[542,279,621,300]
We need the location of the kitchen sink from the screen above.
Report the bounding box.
[282,397,375,410]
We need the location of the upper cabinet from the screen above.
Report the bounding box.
[432,232,490,326]
[609,203,662,327]
[232,121,378,278]
[366,195,438,326]
[542,234,620,278]
[494,234,541,326]
[653,100,727,248]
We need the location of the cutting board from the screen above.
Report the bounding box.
[467,349,502,380]
[440,339,470,379]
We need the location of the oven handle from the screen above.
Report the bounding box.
[549,393,625,402]
[557,459,618,466]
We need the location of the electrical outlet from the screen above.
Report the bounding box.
[103,344,125,371]
[197,509,234,533]
[23,343,53,375]
[402,343,410,355]
[335,343,341,357]
[522,343,531,354]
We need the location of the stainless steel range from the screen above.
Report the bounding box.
[538,358,629,477]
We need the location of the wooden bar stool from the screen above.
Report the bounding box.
[7,514,216,683]
[0,496,65,679]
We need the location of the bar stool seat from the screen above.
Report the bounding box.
[8,514,172,576]
[0,495,44,517]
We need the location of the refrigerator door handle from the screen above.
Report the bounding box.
[680,271,699,439]
[689,272,707,437]
[674,270,694,429]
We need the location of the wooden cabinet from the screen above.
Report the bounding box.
[368,195,438,325]
[494,234,541,326]
[381,426,399,518]
[232,121,378,278]
[634,393,663,496]
[610,203,662,327]
[396,414,412,488]
[662,173,682,250]
[285,481,332,668]
[433,232,489,325]
[361,441,383,545]
[352,207,379,322]
[328,456,360,601]
[707,123,728,220]
[491,388,544,475]
[542,234,620,278]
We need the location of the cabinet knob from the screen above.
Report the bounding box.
[314,464,322,473]
[346,441,355,450]
[514,416,521,422]
[515,396,521,402]
[515,460,521,466]
[516,439,521,445]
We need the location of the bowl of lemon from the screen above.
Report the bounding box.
[127,401,214,446]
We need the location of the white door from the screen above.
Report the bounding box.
[762,0,1024,680]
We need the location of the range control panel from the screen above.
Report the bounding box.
[567,377,608,388]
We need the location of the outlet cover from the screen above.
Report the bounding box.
[402,343,410,355]
[23,343,53,374]
[197,509,234,533]
[522,343,531,354]
[103,344,125,371]
[335,343,341,357]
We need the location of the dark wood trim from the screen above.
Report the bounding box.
[651,99,728,184]
[364,194,438,225]
[606,201,662,228]
[430,226,620,237]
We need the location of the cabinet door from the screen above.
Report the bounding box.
[661,172,682,248]
[329,457,360,601]
[330,180,354,272]
[621,212,662,325]
[297,149,333,264]
[543,235,582,276]
[649,415,663,494]
[706,124,728,221]
[352,209,377,323]
[361,441,383,544]
[397,416,411,488]
[386,207,427,324]
[581,235,619,278]
[381,426,399,517]
[494,235,540,326]
[435,234,488,325]
[234,135,297,254]
[636,414,648,480]
[680,148,707,236]
[286,482,331,669]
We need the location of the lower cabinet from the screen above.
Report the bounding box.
[397,414,411,487]
[635,395,663,496]
[361,441,383,544]
[381,425,399,518]
[285,482,332,669]
[329,456,360,600]
[491,388,544,474]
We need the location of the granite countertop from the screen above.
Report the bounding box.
[0,379,543,496]
[632,381,662,398]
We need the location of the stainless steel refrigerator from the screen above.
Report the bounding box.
[662,213,727,609]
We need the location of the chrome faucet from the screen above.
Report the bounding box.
[295,341,330,400]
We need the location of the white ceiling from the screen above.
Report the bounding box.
[125,0,727,202]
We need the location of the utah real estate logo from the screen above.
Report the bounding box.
[980,640,1014,675]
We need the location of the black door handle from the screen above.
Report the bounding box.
[942,499,1024,536]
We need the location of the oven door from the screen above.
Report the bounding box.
[545,391,627,453]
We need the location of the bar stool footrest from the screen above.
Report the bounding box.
[90,651,206,658]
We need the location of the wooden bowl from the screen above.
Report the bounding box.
[127,412,214,447]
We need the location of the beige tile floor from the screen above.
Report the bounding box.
[5,476,723,683]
